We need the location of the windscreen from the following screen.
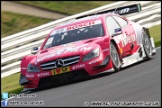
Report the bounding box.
[43,20,104,49]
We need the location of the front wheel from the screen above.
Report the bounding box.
[110,43,121,72]
[142,31,153,60]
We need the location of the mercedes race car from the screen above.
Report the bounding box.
[19,3,156,91]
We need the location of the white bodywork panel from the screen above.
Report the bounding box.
[130,21,143,45]
[121,45,144,68]
[121,21,156,68]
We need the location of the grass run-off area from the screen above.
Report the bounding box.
[2,1,114,38]
[1,24,161,99]
[1,11,53,38]
[149,24,161,47]
[1,72,22,100]
[16,1,114,15]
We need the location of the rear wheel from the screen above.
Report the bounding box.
[110,43,121,72]
[142,31,153,60]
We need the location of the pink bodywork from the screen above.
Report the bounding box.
[20,14,139,89]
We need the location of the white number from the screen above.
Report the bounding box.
[120,8,130,14]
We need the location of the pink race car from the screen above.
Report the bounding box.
[19,4,156,92]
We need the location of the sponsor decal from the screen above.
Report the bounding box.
[21,67,27,70]
[52,66,71,75]
[37,72,50,77]
[61,42,75,47]
[120,8,130,14]
[72,64,85,70]
[35,44,92,64]
[102,48,109,52]
[113,34,122,44]
[122,34,136,46]
[114,33,135,47]
[51,20,102,35]
[67,21,95,31]
[26,74,34,78]
[117,34,123,43]
[88,59,100,65]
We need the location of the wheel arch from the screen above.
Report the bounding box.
[110,39,121,56]
[109,39,121,72]
[131,22,143,45]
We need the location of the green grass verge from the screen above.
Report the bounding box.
[2,1,114,38]
[1,24,161,100]
[1,11,53,38]
[149,24,161,47]
[15,1,114,15]
[1,73,23,100]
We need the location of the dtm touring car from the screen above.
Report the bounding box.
[19,3,156,92]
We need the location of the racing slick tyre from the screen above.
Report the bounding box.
[142,30,153,60]
[110,43,121,72]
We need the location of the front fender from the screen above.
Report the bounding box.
[131,22,143,45]
[21,55,36,75]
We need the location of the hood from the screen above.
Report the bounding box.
[35,37,101,65]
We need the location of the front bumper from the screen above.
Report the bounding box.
[20,55,113,89]
[19,74,29,86]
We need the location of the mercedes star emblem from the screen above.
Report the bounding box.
[55,59,64,67]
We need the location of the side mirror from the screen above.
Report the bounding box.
[112,28,122,37]
[31,47,38,54]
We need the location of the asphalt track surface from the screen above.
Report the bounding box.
[3,48,161,107]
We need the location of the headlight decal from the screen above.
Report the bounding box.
[82,48,100,62]
[27,64,40,72]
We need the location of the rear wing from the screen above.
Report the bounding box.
[76,3,142,19]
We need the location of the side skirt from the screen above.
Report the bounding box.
[121,45,146,68]
[93,68,115,76]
